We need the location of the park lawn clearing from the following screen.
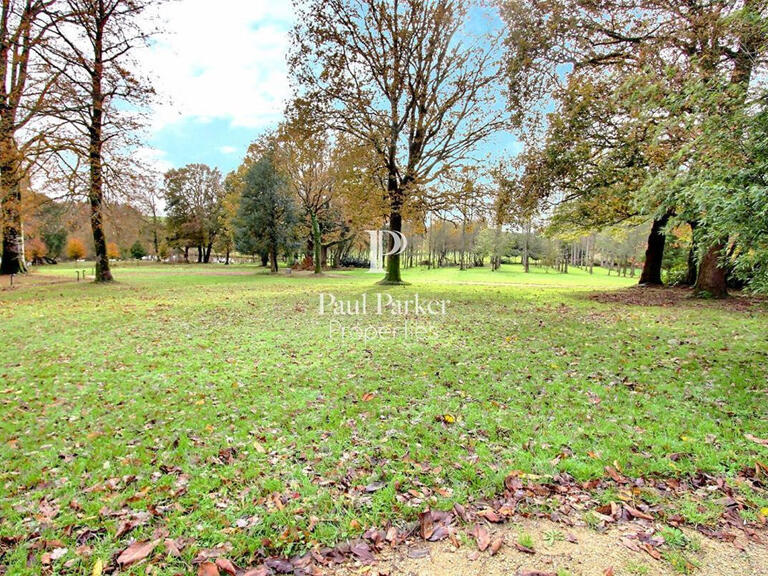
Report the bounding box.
[1,263,767,575]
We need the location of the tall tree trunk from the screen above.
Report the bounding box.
[639,214,670,286]
[311,211,322,274]
[204,242,213,263]
[0,138,27,275]
[691,0,760,297]
[152,210,159,260]
[269,244,278,273]
[382,181,404,283]
[523,220,530,273]
[695,242,728,298]
[683,221,698,286]
[89,30,113,283]
[684,247,697,286]
[383,209,403,283]
[460,216,466,271]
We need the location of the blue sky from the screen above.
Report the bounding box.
[141,1,522,176]
[141,1,294,174]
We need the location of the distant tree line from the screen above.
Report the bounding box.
[6,0,767,296]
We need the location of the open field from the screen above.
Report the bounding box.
[1,264,767,575]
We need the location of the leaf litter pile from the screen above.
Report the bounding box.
[1,265,767,575]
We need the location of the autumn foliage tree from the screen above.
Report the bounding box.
[26,237,47,263]
[0,0,60,275]
[501,0,768,297]
[164,164,226,263]
[65,236,85,260]
[290,0,508,284]
[48,0,160,282]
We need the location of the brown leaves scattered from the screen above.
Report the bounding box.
[477,508,503,523]
[419,509,454,542]
[604,465,626,483]
[18,463,767,576]
[116,539,158,567]
[164,538,182,557]
[115,512,151,539]
[37,499,59,523]
[350,540,375,564]
[193,542,234,564]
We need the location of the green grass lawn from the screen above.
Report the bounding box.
[1,263,767,574]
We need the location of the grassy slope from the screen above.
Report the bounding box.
[1,263,767,574]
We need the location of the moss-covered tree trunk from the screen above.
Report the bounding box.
[694,242,728,298]
[381,180,404,284]
[0,138,27,276]
[383,210,403,283]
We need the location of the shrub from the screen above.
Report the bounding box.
[65,238,87,260]
[339,256,370,268]
[107,242,120,260]
[42,229,67,259]
[130,240,147,260]
[27,238,48,262]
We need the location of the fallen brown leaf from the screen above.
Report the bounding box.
[198,561,220,576]
[624,505,653,520]
[746,434,768,447]
[116,540,157,567]
[242,568,269,576]
[641,542,662,560]
[215,557,237,575]
[515,542,535,554]
[490,536,504,556]
[407,547,429,559]
[471,524,490,552]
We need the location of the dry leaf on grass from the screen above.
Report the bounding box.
[116,540,157,567]
[198,561,219,576]
[215,557,237,575]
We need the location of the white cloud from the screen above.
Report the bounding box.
[135,146,174,175]
[219,145,239,155]
[139,1,295,132]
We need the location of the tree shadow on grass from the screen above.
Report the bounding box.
[584,285,767,312]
